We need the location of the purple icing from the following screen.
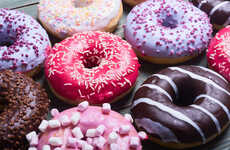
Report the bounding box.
[124,0,213,58]
[0,8,50,72]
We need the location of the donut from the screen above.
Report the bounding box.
[131,65,230,149]
[189,0,230,30]
[0,70,50,149]
[45,31,140,105]
[26,102,146,149]
[38,0,123,39]
[207,25,230,82]
[0,8,51,76]
[124,0,213,64]
[123,0,145,6]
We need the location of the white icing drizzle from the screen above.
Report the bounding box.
[169,67,230,96]
[198,0,208,8]
[132,98,206,143]
[209,1,230,17]
[141,84,172,101]
[135,118,179,143]
[195,94,230,120]
[190,104,221,133]
[152,74,178,95]
[196,66,228,83]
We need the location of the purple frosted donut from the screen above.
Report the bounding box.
[124,0,213,64]
[0,8,50,76]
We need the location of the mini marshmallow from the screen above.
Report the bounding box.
[93,136,106,149]
[124,114,133,123]
[26,131,37,142]
[86,129,97,137]
[49,137,63,146]
[71,112,80,125]
[38,120,49,132]
[51,108,59,117]
[96,125,106,136]
[76,139,87,148]
[67,137,77,148]
[110,143,119,150]
[86,138,93,145]
[82,143,93,150]
[119,125,130,135]
[60,115,71,126]
[129,137,140,148]
[30,134,38,146]
[42,145,51,150]
[78,101,89,112]
[138,131,148,140]
[102,103,111,114]
[48,120,61,128]
[72,127,84,139]
[54,148,62,150]
[28,147,37,150]
[108,132,119,144]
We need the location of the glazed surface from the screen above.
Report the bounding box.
[131,66,230,146]
[45,31,140,104]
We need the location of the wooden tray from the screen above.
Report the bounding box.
[1,1,230,149]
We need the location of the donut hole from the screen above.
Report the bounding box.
[173,79,199,106]
[83,55,102,69]
[0,32,16,47]
[162,15,178,29]
[74,0,93,7]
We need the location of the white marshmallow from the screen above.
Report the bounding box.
[51,108,59,117]
[129,137,139,148]
[78,101,89,112]
[108,132,119,144]
[42,145,51,150]
[93,136,106,149]
[71,112,80,125]
[96,125,106,136]
[82,143,93,150]
[110,143,119,150]
[72,127,84,139]
[86,129,97,137]
[60,115,71,126]
[26,131,37,142]
[119,125,130,135]
[102,103,111,114]
[49,137,63,146]
[66,137,77,148]
[54,148,62,150]
[30,134,38,146]
[86,137,93,145]
[124,114,133,123]
[38,120,49,132]
[48,120,61,128]
[138,131,148,140]
[28,147,37,150]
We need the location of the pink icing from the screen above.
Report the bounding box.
[45,31,140,104]
[36,106,142,150]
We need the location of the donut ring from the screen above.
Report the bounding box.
[207,25,230,82]
[38,0,123,39]
[45,31,140,105]
[124,0,213,64]
[0,70,50,149]
[27,102,145,149]
[0,8,50,76]
[131,65,230,149]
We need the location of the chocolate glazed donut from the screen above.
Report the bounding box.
[189,0,230,29]
[0,70,50,149]
[131,65,230,149]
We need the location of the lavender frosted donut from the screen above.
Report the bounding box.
[0,8,50,76]
[124,0,213,64]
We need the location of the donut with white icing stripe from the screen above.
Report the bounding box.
[131,65,230,149]
[38,0,123,39]
[189,0,230,30]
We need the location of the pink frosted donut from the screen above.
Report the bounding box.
[26,102,146,149]
[45,31,140,105]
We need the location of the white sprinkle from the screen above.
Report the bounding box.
[129,137,140,148]
[138,131,148,140]
[110,143,119,150]
[71,112,81,125]
[42,145,51,150]
[64,83,72,86]
[78,101,89,112]
[72,127,84,139]
[96,125,106,136]
[124,114,133,123]
[39,120,49,132]
[67,137,77,148]
[60,115,71,126]
[26,131,37,142]
[48,120,61,128]
[102,103,111,114]
[51,108,59,117]
[124,77,132,86]
[119,125,130,135]
[86,129,97,137]
[108,132,119,143]
[28,147,37,150]
[49,137,62,146]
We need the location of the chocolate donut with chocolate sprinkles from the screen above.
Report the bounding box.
[131,65,230,149]
[0,70,50,149]
[189,0,230,29]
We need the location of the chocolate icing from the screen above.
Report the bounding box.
[131,65,230,145]
[0,70,50,149]
[190,0,230,26]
